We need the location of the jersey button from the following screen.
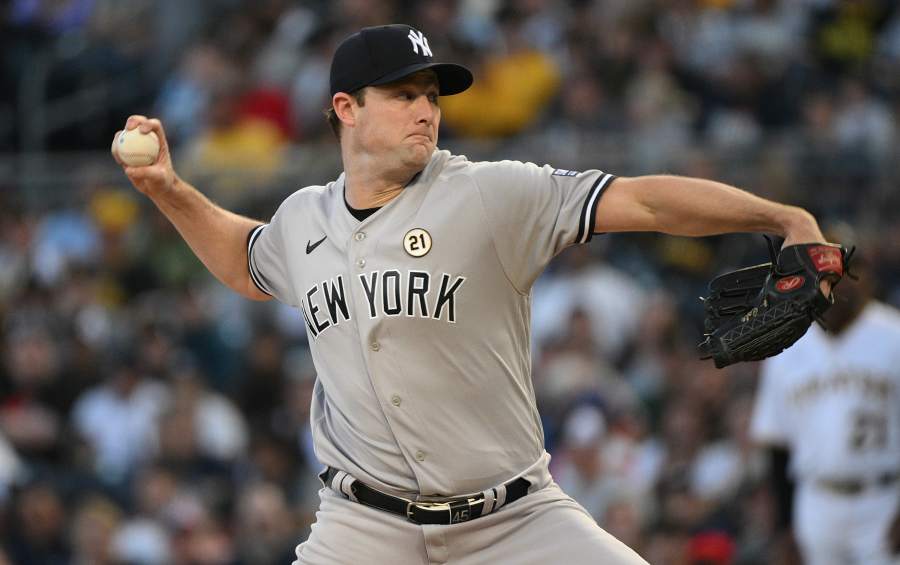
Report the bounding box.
[415,450,426,462]
[391,395,401,406]
[370,342,380,352]
[354,232,366,241]
[357,258,366,269]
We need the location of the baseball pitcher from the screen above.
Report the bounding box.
[113,24,839,565]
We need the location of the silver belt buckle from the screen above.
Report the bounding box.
[406,500,451,525]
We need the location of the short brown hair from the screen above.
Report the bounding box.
[325,89,366,140]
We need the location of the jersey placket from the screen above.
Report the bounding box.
[343,185,435,493]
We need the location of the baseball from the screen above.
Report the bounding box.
[113,129,160,167]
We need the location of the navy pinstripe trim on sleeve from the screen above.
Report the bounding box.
[247,224,273,296]
[575,173,616,244]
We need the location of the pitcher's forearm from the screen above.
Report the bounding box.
[647,177,789,236]
[112,116,270,300]
[150,176,269,300]
[602,176,824,243]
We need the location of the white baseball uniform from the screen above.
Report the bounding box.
[750,301,900,565]
[247,149,647,564]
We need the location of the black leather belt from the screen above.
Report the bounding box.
[320,467,531,525]
[817,472,900,495]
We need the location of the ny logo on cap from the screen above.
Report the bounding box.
[407,29,433,57]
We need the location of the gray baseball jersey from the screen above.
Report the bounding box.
[247,148,615,498]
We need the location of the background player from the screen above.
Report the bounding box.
[112,23,836,565]
[750,242,900,565]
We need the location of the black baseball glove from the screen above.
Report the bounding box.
[698,241,851,368]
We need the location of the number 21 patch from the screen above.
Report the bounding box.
[404,228,432,257]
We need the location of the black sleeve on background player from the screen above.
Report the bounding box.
[769,446,794,531]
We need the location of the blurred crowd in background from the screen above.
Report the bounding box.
[2,0,900,564]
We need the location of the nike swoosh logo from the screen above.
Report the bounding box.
[306,235,327,254]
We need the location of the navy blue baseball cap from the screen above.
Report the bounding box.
[330,24,473,97]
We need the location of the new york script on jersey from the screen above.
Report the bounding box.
[299,269,466,339]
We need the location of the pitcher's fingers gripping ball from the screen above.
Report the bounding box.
[111,116,178,200]
[699,242,852,368]
[112,128,160,166]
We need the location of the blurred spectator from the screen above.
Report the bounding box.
[70,494,122,565]
[251,5,317,91]
[0,325,67,464]
[732,483,779,564]
[334,0,396,30]
[4,481,71,564]
[689,394,764,505]
[270,348,318,470]
[620,290,684,404]
[440,8,561,137]
[624,38,693,171]
[879,8,900,64]
[238,85,295,141]
[240,433,298,497]
[156,402,222,483]
[732,0,805,65]
[236,328,288,429]
[687,529,736,565]
[170,513,236,565]
[0,433,24,502]
[533,310,628,442]
[235,482,298,564]
[811,0,892,72]
[155,44,233,147]
[641,525,690,565]
[112,516,172,565]
[289,24,340,141]
[602,402,665,519]
[533,246,648,361]
[0,207,31,303]
[793,91,840,206]
[168,354,248,463]
[603,496,645,556]
[10,0,96,34]
[833,78,896,165]
[548,72,619,136]
[659,0,738,78]
[510,0,569,53]
[152,0,221,75]
[184,74,289,196]
[552,403,619,521]
[112,466,175,565]
[131,464,179,522]
[31,205,101,287]
[71,353,169,485]
[411,0,462,50]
